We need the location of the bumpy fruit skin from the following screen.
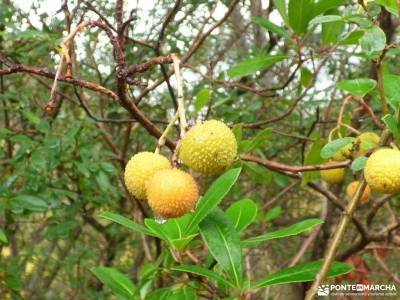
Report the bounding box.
[346,180,371,203]
[365,148,400,194]
[320,162,345,184]
[146,169,199,218]
[353,132,380,158]
[179,120,237,175]
[124,152,171,200]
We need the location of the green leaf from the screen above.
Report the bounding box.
[200,208,243,288]
[361,26,386,55]
[184,168,241,235]
[337,78,377,98]
[239,127,272,152]
[226,199,258,231]
[309,15,342,25]
[382,114,400,143]
[228,55,287,78]
[265,206,283,222]
[98,211,156,236]
[374,0,398,16]
[383,74,400,110]
[243,219,323,247]
[194,88,211,111]
[243,161,273,185]
[144,216,198,250]
[91,267,136,299]
[273,0,289,26]
[313,0,344,16]
[320,137,355,159]
[301,139,325,187]
[288,0,314,35]
[251,16,293,43]
[146,286,198,300]
[351,156,368,171]
[11,195,48,212]
[0,229,8,244]
[232,123,242,143]
[300,67,313,88]
[253,261,352,288]
[23,111,40,125]
[321,10,344,45]
[172,265,235,288]
[339,30,364,45]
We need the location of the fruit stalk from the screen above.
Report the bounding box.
[155,111,179,154]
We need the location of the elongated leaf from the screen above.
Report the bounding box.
[253,261,352,288]
[337,78,377,98]
[228,55,286,78]
[172,265,235,288]
[273,0,289,26]
[200,209,243,288]
[226,199,258,231]
[320,137,354,159]
[11,195,47,212]
[313,0,344,16]
[243,219,323,247]
[288,0,314,35]
[91,267,136,299]
[309,15,342,25]
[184,168,241,235]
[98,211,156,236]
[251,16,293,43]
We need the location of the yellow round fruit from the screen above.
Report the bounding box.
[320,162,345,184]
[146,169,199,218]
[353,132,380,158]
[365,148,400,194]
[124,152,171,200]
[346,180,371,203]
[179,120,237,175]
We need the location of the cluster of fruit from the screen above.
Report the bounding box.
[320,132,400,202]
[124,120,237,218]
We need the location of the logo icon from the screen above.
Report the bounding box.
[318,285,330,296]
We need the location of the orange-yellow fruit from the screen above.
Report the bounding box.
[124,152,171,200]
[320,162,345,184]
[179,120,237,175]
[364,148,400,194]
[346,181,371,203]
[146,169,199,218]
